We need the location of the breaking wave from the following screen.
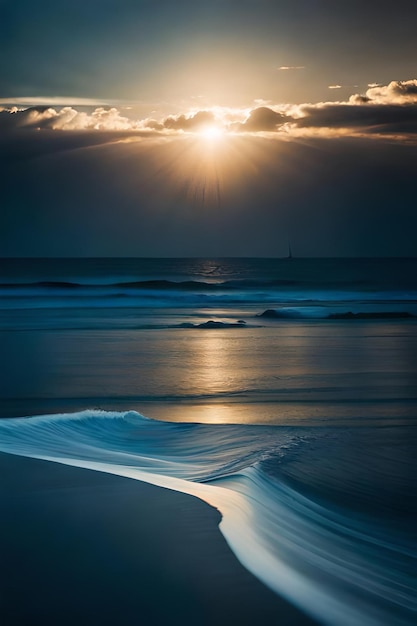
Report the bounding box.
[0,410,415,626]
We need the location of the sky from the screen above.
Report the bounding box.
[1,0,417,257]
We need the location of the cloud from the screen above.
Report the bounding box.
[163,110,216,131]
[277,66,305,71]
[364,79,417,104]
[2,79,417,142]
[293,102,417,134]
[284,79,417,139]
[234,107,288,132]
[0,96,113,107]
[0,105,221,137]
[0,105,146,132]
[171,79,417,138]
[2,128,417,258]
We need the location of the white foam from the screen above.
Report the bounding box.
[0,410,415,626]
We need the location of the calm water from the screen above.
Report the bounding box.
[0,257,416,625]
[1,257,417,422]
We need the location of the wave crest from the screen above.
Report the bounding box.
[0,410,415,626]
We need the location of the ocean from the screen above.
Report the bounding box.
[0,257,416,625]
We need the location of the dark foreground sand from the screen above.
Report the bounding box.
[0,452,317,626]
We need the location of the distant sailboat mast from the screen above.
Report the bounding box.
[287,240,293,259]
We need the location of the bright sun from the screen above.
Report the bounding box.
[199,125,224,141]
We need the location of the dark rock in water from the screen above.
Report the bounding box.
[197,320,247,329]
[198,321,227,328]
[328,311,413,320]
[176,320,247,329]
[257,309,281,318]
[257,308,305,320]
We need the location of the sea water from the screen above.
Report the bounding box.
[0,257,416,625]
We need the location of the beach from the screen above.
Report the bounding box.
[0,451,317,626]
[0,257,416,625]
[3,0,417,618]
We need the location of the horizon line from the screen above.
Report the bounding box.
[1,256,417,261]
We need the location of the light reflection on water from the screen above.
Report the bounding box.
[1,323,417,425]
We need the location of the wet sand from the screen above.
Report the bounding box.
[0,451,317,626]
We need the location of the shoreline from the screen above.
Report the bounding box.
[1,398,416,427]
[0,451,317,626]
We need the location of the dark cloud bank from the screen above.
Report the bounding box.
[1,81,417,257]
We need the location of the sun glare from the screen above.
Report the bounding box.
[199,125,224,141]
